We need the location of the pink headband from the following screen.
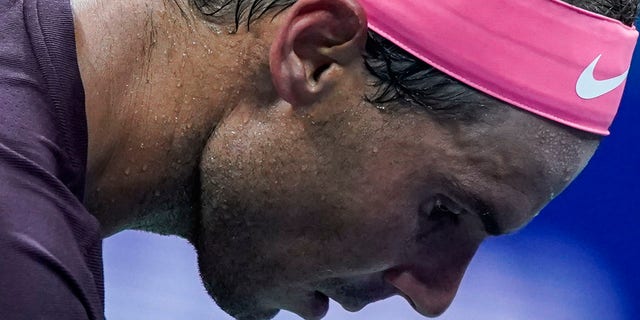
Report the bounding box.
[358,0,638,135]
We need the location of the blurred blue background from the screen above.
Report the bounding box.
[103,28,640,320]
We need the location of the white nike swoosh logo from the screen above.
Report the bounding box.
[576,54,629,100]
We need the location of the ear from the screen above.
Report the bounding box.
[269,0,368,107]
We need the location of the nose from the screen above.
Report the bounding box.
[384,243,480,317]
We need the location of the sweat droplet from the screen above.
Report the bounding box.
[142,165,148,172]
[124,168,131,176]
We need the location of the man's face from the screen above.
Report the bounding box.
[193,64,598,319]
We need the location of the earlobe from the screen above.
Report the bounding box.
[269,0,367,107]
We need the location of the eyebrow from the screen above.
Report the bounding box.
[445,178,504,236]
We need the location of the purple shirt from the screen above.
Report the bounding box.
[0,0,104,318]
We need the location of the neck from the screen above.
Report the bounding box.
[72,0,245,238]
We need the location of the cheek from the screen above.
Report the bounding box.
[299,157,429,272]
[197,109,432,284]
[280,118,440,273]
[254,168,419,279]
[200,155,415,282]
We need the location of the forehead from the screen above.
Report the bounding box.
[495,107,598,180]
[443,105,599,233]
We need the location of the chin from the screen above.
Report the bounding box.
[203,286,280,320]
[230,310,281,320]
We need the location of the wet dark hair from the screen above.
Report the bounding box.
[192,0,639,122]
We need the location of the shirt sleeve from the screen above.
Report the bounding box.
[0,0,104,318]
[0,146,103,320]
[0,233,91,320]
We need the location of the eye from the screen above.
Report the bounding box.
[434,198,465,216]
[420,195,466,217]
[419,195,467,226]
[416,195,467,242]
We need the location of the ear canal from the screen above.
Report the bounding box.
[309,62,332,85]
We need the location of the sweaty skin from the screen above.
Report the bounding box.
[72,0,599,318]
